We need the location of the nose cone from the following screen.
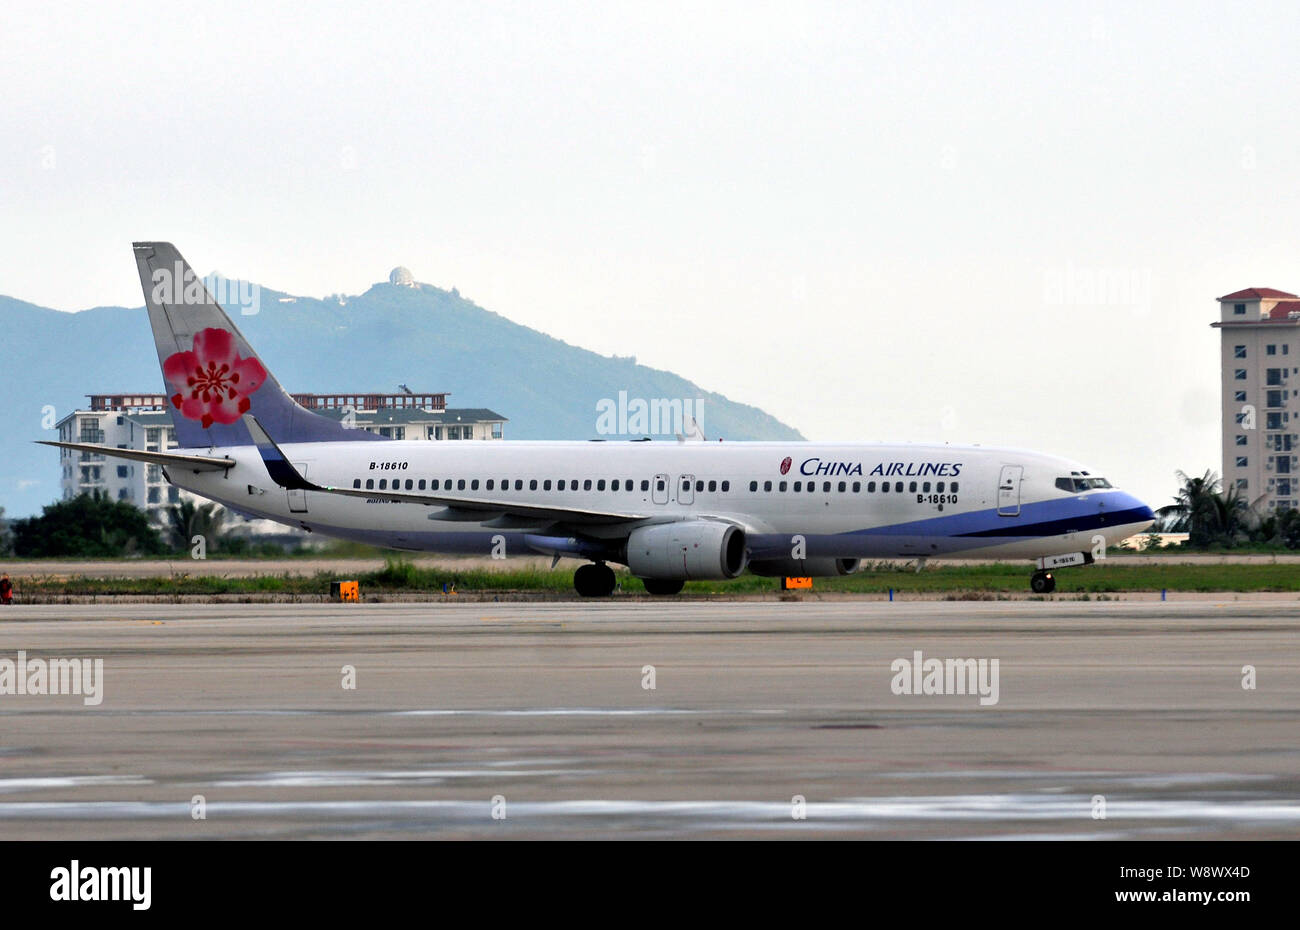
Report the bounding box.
[1115,491,1155,525]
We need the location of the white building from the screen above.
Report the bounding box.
[54,396,196,526]
[1213,288,1300,512]
[55,392,507,527]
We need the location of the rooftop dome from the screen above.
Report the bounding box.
[389,266,415,287]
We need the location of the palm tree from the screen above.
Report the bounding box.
[1156,469,1219,543]
[1157,470,1253,547]
[167,500,226,552]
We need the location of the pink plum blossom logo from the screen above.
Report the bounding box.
[162,328,268,428]
[780,456,792,475]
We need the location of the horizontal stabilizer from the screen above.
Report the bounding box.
[36,441,236,472]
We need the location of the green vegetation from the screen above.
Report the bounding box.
[9,493,169,558]
[1157,469,1300,549]
[10,558,1300,599]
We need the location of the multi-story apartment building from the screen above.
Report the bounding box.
[1213,287,1300,512]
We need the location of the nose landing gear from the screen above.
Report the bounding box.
[1030,570,1056,594]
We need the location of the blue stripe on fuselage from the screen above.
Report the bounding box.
[848,491,1154,540]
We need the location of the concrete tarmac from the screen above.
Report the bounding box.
[0,599,1297,839]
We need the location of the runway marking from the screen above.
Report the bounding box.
[0,707,790,718]
[0,775,151,794]
[0,796,1297,833]
[209,768,583,787]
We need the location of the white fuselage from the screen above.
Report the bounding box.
[170,439,1155,563]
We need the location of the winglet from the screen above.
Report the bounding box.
[244,415,316,490]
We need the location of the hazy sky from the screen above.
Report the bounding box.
[4,0,1300,508]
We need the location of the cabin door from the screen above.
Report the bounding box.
[996,465,1022,516]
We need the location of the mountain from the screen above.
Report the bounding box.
[0,278,803,517]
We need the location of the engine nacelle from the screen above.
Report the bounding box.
[748,558,861,578]
[626,521,747,581]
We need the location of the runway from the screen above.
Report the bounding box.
[0,600,1297,839]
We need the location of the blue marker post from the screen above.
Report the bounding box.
[1161,588,1166,602]
[889,588,894,602]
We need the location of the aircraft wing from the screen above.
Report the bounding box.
[36,441,236,472]
[244,416,650,526]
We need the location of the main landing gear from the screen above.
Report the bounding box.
[642,578,685,596]
[573,562,617,598]
[1030,570,1056,594]
[571,563,687,597]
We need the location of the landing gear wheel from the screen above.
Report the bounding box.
[1030,571,1055,594]
[641,577,685,596]
[574,562,617,598]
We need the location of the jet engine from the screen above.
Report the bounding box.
[625,521,747,580]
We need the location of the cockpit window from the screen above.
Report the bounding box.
[1057,476,1112,492]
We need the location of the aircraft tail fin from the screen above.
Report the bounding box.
[132,242,385,448]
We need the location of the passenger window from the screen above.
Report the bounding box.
[430,479,439,490]
[936,482,944,492]
[529,479,538,490]
[515,480,523,490]
[867,482,876,492]
[486,480,494,491]
[419,479,426,490]
[721,481,730,492]
[379,479,387,490]
[852,482,860,492]
[838,481,846,492]
[793,481,802,492]
[823,482,831,493]
[708,480,717,492]
[764,480,773,492]
[557,480,566,491]
[352,479,361,489]
[922,482,930,493]
[469,479,478,490]
[456,479,465,490]
[656,478,665,491]
[611,479,620,491]
[543,480,552,490]
[365,479,374,490]
[881,482,889,493]
[779,481,787,492]
[895,482,903,492]
[951,482,959,492]
[598,479,607,491]
[749,481,758,492]
[908,481,917,492]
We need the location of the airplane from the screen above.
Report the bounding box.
[39,242,1156,597]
